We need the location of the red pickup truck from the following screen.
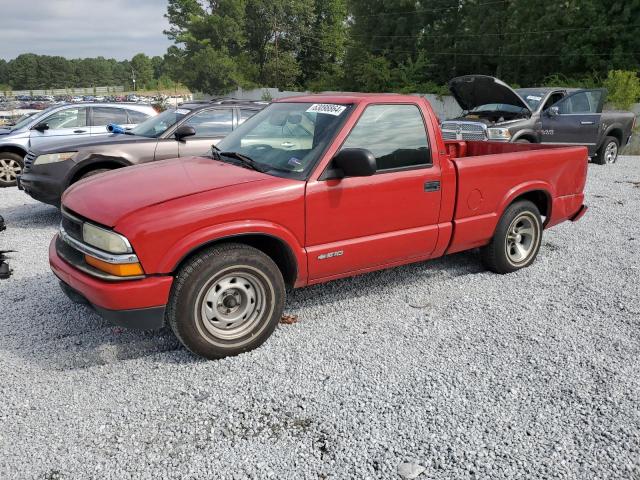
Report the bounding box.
[50,94,588,359]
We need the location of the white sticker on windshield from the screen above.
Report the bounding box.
[306,104,347,116]
[526,95,542,101]
[175,108,191,115]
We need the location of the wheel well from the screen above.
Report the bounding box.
[0,146,27,159]
[69,160,126,185]
[175,234,298,289]
[606,128,623,146]
[515,134,536,143]
[512,190,550,221]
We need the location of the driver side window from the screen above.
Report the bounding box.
[543,93,564,111]
[341,104,431,171]
[42,108,87,129]
[182,109,232,137]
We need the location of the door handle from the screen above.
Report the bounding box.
[281,142,294,148]
[580,121,594,125]
[74,129,87,133]
[424,181,440,192]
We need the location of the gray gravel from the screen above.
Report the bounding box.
[1,157,639,479]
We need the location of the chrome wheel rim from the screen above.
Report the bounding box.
[604,142,618,164]
[196,269,266,341]
[505,213,538,265]
[0,158,21,183]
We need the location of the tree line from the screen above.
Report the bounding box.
[163,0,640,96]
[1,0,639,104]
[0,53,174,91]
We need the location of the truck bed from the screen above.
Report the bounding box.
[444,140,588,254]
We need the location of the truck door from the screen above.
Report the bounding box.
[541,89,605,155]
[305,103,442,281]
[177,108,233,157]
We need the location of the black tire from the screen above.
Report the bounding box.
[481,200,543,274]
[0,152,24,187]
[593,136,619,165]
[78,168,111,181]
[166,243,286,359]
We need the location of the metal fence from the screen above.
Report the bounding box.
[3,86,125,97]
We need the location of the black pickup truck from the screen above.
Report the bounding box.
[442,75,636,165]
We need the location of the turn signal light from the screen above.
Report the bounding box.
[84,255,144,277]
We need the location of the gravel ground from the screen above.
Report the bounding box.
[1,157,639,480]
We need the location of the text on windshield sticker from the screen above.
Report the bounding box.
[306,104,347,116]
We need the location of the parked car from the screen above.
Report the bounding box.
[18,100,267,206]
[0,103,156,187]
[442,75,635,165]
[50,93,588,359]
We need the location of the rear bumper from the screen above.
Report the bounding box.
[49,235,173,329]
[569,204,588,222]
[547,193,587,228]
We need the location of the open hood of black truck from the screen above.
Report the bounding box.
[449,75,531,112]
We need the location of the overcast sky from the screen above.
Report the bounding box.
[1,0,172,60]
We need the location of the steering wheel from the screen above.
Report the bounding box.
[246,144,274,152]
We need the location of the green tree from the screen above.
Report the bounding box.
[604,70,640,109]
[131,53,155,89]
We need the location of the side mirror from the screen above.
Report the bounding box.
[33,122,49,132]
[547,106,560,117]
[175,125,196,141]
[329,148,377,179]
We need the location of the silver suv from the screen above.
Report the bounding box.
[0,103,157,187]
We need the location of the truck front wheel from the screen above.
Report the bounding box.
[167,243,286,359]
[481,200,542,274]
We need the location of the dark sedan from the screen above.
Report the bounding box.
[18,100,267,206]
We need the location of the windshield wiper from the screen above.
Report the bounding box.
[219,151,267,173]
[210,144,222,160]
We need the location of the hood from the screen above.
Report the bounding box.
[32,133,152,154]
[62,156,268,227]
[449,75,531,112]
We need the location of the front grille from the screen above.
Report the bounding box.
[441,121,488,141]
[22,151,37,173]
[61,210,83,242]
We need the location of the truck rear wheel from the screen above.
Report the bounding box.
[594,136,619,165]
[0,152,24,187]
[166,243,285,359]
[481,200,542,274]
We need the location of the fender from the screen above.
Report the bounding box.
[0,143,28,156]
[511,129,539,143]
[601,124,624,148]
[158,220,308,284]
[496,180,554,224]
[66,154,132,188]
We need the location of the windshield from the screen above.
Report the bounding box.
[469,103,527,114]
[215,102,353,179]
[129,108,189,138]
[10,109,49,130]
[516,90,546,110]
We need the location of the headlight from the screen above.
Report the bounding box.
[487,128,512,140]
[33,151,76,165]
[82,223,132,254]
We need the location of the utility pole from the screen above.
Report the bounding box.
[131,67,136,92]
[274,19,279,91]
